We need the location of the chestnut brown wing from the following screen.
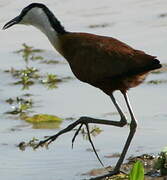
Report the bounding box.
[61,33,161,83]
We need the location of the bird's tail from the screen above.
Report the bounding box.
[148,58,162,71]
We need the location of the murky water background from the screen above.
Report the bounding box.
[0,0,167,180]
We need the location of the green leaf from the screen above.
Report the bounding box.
[24,114,62,123]
[129,161,144,180]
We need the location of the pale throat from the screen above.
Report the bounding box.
[23,8,62,54]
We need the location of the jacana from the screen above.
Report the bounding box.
[3,3,162,180]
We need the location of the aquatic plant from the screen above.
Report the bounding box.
[78,125,103,139]
[5,43,72,90]
[5,95,33,115]
[5,67,40,89]
[41,73,62,89]
[147,79,167,85]
[22,114,63,129]
[129,161,144,180]
[15,43,60,65]
[24,114,62,123]
[15,43,44,65]
[18,137,39,151]
[154,146,167,176]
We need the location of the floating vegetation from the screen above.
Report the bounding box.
[24,114,62,123]
[78,125,103,139]
[6,67,40,79]
[15,43,44,64]
[5,43,72,90]
[15,43,61,65]
[5,96,63,129]
[14,76,34,90]
[22,114,63,129]
[5,67,64,89]
[5,96,33,115]
[5,67,71,90]
[4,67,38,78]
[5,67,40,89]
[17,137,40,151]
[147,79,167,85]
[31,122,63,129]
[41,73,62,89]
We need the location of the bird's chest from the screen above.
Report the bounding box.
[67,57,92,83]
[61,46,94,83]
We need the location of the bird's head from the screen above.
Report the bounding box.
[3,3,49,29]
[3,3,66,34]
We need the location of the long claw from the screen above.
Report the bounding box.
[34,135,58,149]
[85,123,104,167]
[72,123,83,149]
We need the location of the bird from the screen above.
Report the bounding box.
[3,3,162,180]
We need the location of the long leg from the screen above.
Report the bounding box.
[35,93,127,149]
[71,92,127,147]
[72,122,104,167]
[90,92,137,180]
[114,92,137,171]
[70,94,127,166]
[85,123,104,167]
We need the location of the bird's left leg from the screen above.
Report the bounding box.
[36,92,127,149]
[35,115,127,149]
[89,92,137,180]
[35,94,127,167]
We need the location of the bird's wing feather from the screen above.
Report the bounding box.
[61,33,160,83]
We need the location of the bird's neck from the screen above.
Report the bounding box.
[26,8,67,54]
[40,23,62,53]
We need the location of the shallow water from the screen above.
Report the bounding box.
[0,0,167,180]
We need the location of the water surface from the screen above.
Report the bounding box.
[0,0,167,180]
